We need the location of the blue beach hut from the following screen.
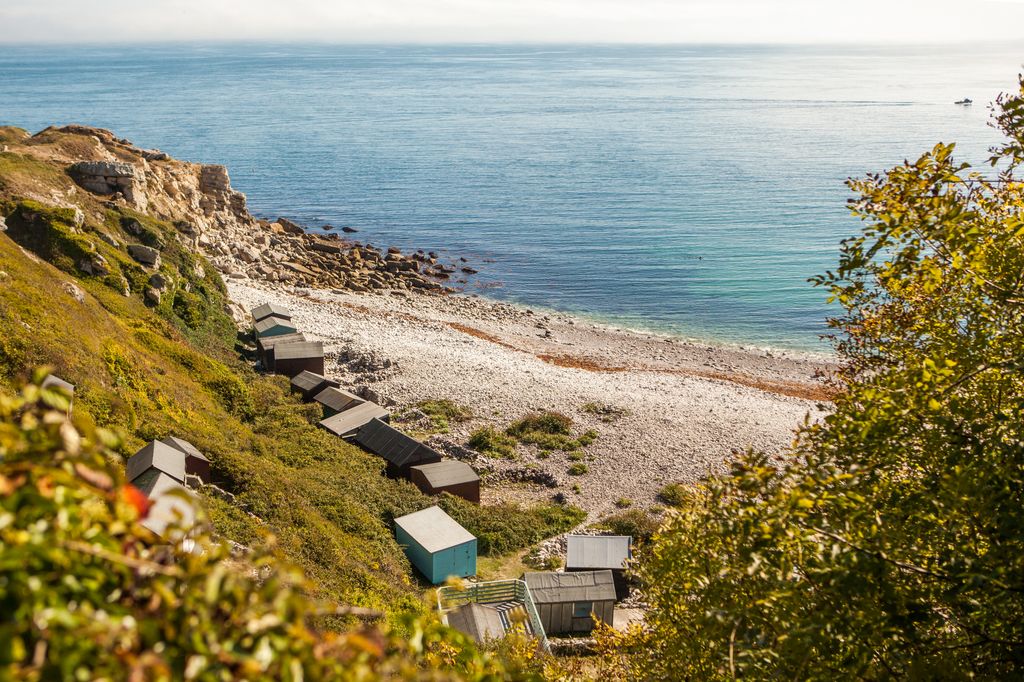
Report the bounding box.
[394,505,477,584]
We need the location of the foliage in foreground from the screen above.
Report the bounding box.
[0,376,553,680]
[599,77,1024,679]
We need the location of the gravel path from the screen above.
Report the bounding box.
[227,281,831,519]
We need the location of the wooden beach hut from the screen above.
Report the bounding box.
[273,341,325,377]
[565,535,633,600]
[257,332,306,369]
[394,505,477,584]
[127,440,187,487]
[251,302,292,323]
[290,371,340,401]
[313,386,364,417]
[522,570,616,635]
[160,436,211,484]
[254,315,297,339]
[410,460,480,503]
[445,603,506,644]
[353,418,443,479]
[41,374,75,413]
[319,402,390,438]
[133,471,196,537]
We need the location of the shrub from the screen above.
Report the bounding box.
[507,411,598,452]
[598,509,662,544]
[614,498,633,509]
[657,482,688,507]
[468,426,517,458]
[567,463,588,476]
[413,398,472,433]
[581,401,631,422]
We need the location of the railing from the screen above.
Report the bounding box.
[437,579,549,651]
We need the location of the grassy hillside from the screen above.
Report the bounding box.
[0,131,583,624]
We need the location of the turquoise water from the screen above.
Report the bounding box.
[1,43,1020,349]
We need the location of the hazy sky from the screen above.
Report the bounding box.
[3,0,1024,44]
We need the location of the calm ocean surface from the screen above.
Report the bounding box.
[1,44,1021,350]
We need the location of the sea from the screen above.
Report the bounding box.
[1,43,1020,350]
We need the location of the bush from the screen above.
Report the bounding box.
[598,509,662,544]
[507,411,598,452]
[581,401,631,422]
[657,482,688,507]
[567,463,588,476]
[413,398,472,433]
[468,426,517,458]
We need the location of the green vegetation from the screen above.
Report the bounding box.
[567,463,588,476]
[506,411,598,452]
[0,377,556,680]
[467,426,517,458]
[409,398,472,433]
[656,482,686,507]
[581,401,630,423]
[595,509,661,545]
[598,77,1024,679]
[613,498,633,509]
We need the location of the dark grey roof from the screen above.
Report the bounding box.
[410,460,479,487]
[251,302,292,322]
[41,374,75,393]
[446,603,506,643]
[160,436,209,462]
[258,332,306,351]
[126,441,187,484]
[319,403,390,437]
[565,535,632,571]
[274,341,324,360]
[313,386,363,412]
[353,418,442,469]
[523,570,616,604]
[291,371,330,392]
[254,315,297,337]
[394,505,475,553]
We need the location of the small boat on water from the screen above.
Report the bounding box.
[955,98,973,105]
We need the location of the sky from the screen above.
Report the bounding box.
[2,0,1024,44]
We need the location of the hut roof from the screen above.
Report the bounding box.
[313,386,364,412]
[254,315,297,337]
[565,535,632,571]
[274,341,324,360]
[523,571,617,604]
[41,374,75,394]
[319,402,390,437]
[135,471,196,537]
[353,419,442,469]
[446,603,506,644]
[394,505,475,553]
[127,441,187,484]
[160,436,209,462]
[251,302,292,322]
[291,371,334,392]
[257,332,306,351]
[410,460,479,487]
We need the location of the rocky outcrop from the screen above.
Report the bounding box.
[68,161,140,205]
[127,244,160,268]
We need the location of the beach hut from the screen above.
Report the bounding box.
[410,460,480,503]
[133,471,196,538]
[257,332,306,369]
[160,436,211,484]
[319,402,390,438]
[254,315,297,339]
[290,371,340,401]
[394,505,477,584]
[565,535,633,600]
[127,440,187,487]
[445,603,506,644]
[251,302,292,323]
[273,341,325,377]
[353,418,443,479]
[41,374,75,413]
[313,386,364,417]
[522,570,616,635]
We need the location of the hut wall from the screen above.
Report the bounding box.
[537,599,614,635]
[431,539,477,584]
[565,567,629,601]
[274,355,325,378]
[395,524,433,582]
[185,456,211,484]
[409,469,480,503]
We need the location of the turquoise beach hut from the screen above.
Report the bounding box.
[394,505,477,584]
